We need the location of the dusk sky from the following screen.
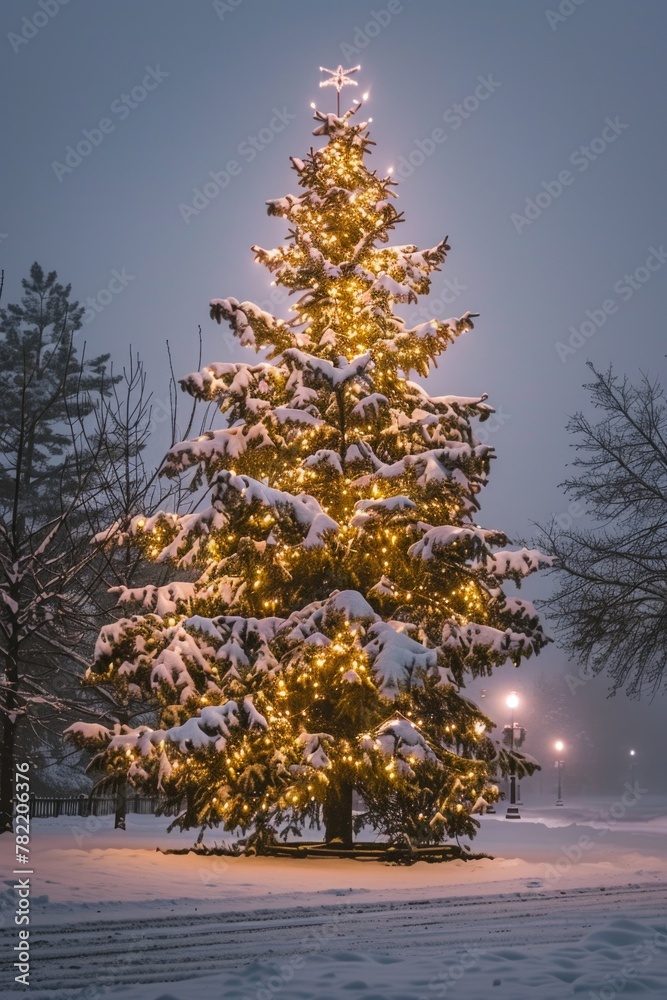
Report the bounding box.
[3,0,666,785]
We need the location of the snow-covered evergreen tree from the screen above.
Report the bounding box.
[0,263,117,832]
[68,86,549,848]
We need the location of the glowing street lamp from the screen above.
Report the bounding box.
[505,692,521,820]
[554,740,565,806]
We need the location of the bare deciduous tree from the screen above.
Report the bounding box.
[537,363,667,699]
[0,262,211,832]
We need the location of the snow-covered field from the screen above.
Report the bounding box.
[2,795,667,998]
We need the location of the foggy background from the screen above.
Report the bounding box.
[2,0,665,798]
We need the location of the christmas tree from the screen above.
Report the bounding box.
[68,71,550,849]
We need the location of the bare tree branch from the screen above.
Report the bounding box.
[535,363,667,699]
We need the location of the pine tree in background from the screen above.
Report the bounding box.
[0,263,204,832]
[0,263,117,831]
[69,83,550,849]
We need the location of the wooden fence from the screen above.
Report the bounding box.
[28,794,178,819]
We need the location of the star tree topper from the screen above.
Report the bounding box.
[319,64,361,114]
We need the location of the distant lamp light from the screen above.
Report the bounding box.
[362,91,369,101]
[629,749,638,783]
[387,166,394,175]
[555,740,564,753]
[506,692,519,709]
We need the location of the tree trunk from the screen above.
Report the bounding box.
[323,777,353,848]
[114,782,127,830]
[0,625,20,834]
[0,713,16,833]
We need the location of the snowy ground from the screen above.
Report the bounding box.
[2,794,667,998]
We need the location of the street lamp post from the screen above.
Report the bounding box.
[506,692,521,820]
[475,712,496,813]
[555,740,565,806]
[629,749,637,785]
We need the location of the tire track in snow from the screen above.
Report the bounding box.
[11,881,667,989]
